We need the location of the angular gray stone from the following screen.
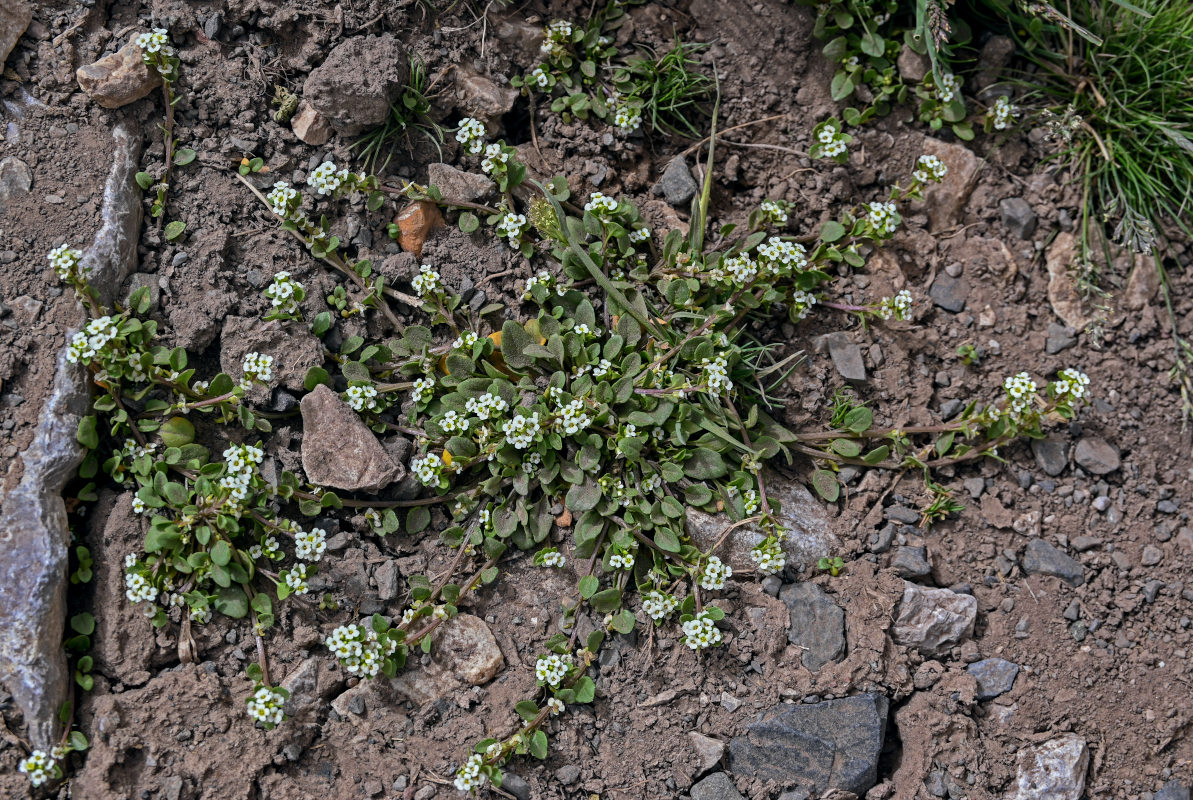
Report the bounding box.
[453,68,518,127]
[0,156,32,214]
[76,38,163,109]
[656,156,698,207]
[0,122,142,751]
[1000,196,1038,239]
[303,34,410,135]
[427,163,495,203]
[967,658,1019,700]
[1031,436,1069,476]
[1045,322,1077,354]
[919,137,983,232]
[780,582,845,671]
[1156,780,1191,800]
[891,582,977,656]
[499,774,532,800]
[688,731,726,776]
[691,772,745,800]
[300,384,405,493]
[375,560,400,601]
[1013,734,1088,800]
[821,331,866,382]
[728,694,889,795]
[929,273,968,313]
[891,546,931,580]
[290,101,333,146]
[0,1,31,67]
[1073,437,1120,475]
[1021,539,1084,586]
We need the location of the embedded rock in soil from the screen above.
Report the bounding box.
[819,331,866,382]
[689,732,726,776]
[1073,436,1120,475]
[219,316,324,398]
[781,581,845,671]
[929,273,968,313]
[1156,780,1192,800]
[1045,322,1078,354]
[691,772,745,800]
[0,122,142,750]
[728,693,889,795]
[686,473,836,573]
[0,1,31,66]
[0,155,32,213]
[300,384,405,493]
[1031,436,1069,477]
[389,614,503,705]
[1045,232,1092,330]
[655,156,698,207]
[999,196,1037,239]
[919,137,983,231]
[1021,539,1084,586]
[453,67,518,128]
[966,658,1019,700]
[280,656,346,722]
[76,38,163,109]
[1012,734,1089,800]
[891,545,932,580]
[303,34,410,135]
[290,100,333,146]
[427,163,495,203]
[395,200,444,258]
[891,582,977,656]
[896,45,929,82]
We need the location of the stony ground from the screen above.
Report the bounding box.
[2,1,1193,800]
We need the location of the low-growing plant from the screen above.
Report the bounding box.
[352,56,446,173]
[132,28,195,228]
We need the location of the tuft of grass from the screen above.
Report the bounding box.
[351,57,446,174]
[615,37,714,138]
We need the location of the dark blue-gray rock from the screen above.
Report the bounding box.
[656,156,698,207]
[690,772,744,800]
[1073,436,1119,475]
[967,658,1020,700]
[1156,779,1191,800]
[1013,734,1088,800]
[728,694,889,795]
[929,273,968,312]
[891,582,977,656]
[1000,196,1038,239]
[1045,322,1078,354]
[500,774,531,800]
[892,546,931,580]
[780,582,846,671]
[887,505,919,525]
[1031,436,1069,477]
[1021,539,1084,586]
[821,331,866,382]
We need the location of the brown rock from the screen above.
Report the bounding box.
[389,614,503,705]
[395,201,444,257]
[219,316,324,399]
[1124,258,1161,311]
[891,582,977,656]
[427,163,495,204]
[76,38,163,109]
[0,1,31,67]
[290,100,333,146]
[896,45,929,82]
[918,137,984,231]
[454,67,518,127]
[688,732,726,776]
[303,34,410,135]
[299,384,404,493]
[1046,232,1092,330]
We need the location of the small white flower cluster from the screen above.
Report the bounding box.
[48,244,86,282]
[912,154,948,184]
[817,123,848,158]
[412,263,442,297]
[540,19,573,59]
[454,753,488,793]
[412,452,444,486]
[988,95,1019,130]
[701,354,733,395]
[248,535,281,561]
[18,750,57,787]
[136,28,172,55]
[699,555,732,590]
[867,200,899,236]
[641,472,662,494]
[325,623,399,678]
[573,322,602,338]
[613,104,642,133]
[221,443,263,501]
[760,200,788,225]
[411,376,435,404]
[441,409,470,434]
[191,605,212,623]
[877,289,913,321]
[628,227,651,243]
[480,143,509,176]
[554,397,592,435]
[455,117,486,155]
[308,161,349,196]
[531,66,550,88]
[790,289,818,321]
[266,181,298,216]
[346,384,379,412]
[540,549,566,567]
[66,315,118,365]
[285,563,310,595]
[584,192,619,215]
[609,552,634,570]
[535,652,572,687]
[750,538,786,575]
[642,590,679,621]
[495,211,528,247]
[757,237,808,274]
[124,571,158,604]
[1053,368,1090,404]
[523,269,558,298]
[724,253,758,285]
[682,611,723,650]
[246,686,286,726]
[546,696,565,715]
[466,392,509,420]
[264,271,303,316]
[1003,371,1038,422]
[295,527,327,562]
[935,72,961,103]
[503,411,542,449]
[240,351,274,390]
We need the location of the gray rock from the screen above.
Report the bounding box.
[1000,197,1038,239]
[1156,779,1191,800]
[920,138,983,231]
[1013,734,1088,800]
[891,582,977,656]
[728,693,889,795]
[1158,499,1180,515]
[219,316,324,398]
[0,2,31,67]
[780,582,845,671]
[555,765,580,785]
[691,772,745,800]
[300,385,405,493]
[303,34,410,135]
[76,37,163,109]
[1073,436,1119,475]
[453,68,518,127]
[0,156,33,213]
[929,273,968,313]
[1141,545,1163,567]
[500,774,532,800]
[375,560,400,601]
[203,13,223,39]
[967,658,1019,700]
[821,331,866,382]
[1031,437,1069,476]
[291,101,333,146]
[656,156,698,207]
[886,505,919,525]
[964,477,986,499]
[1045,322,1078,354]
[688,732,726,776]
[0,122,142,751]
[896,45,929,82]
[427,163,494,203]
[892,546,932,580]
[1021,539,1084,586]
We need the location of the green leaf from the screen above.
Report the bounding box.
[164,220,186,241]
[70,612,96,635]
[515,700,539,721]
[69,730,89,751]
[821,220,847,242]
[529,729,549,760]
[830,438,861,458]
[574,675,595,703]
[590,587,622,613]
[459,211,480,233]
[654,527,681,553]
[213,585,249,618]
[862,444,891,465]
[565,481,602,513]
[812,469,840,502]
[611,609,635,634]
[578,575,599,599]
[76,415,99,449]
[252,593,273,616]
[312,311,333,337]
[159,416,195,448]
[683,448,727,480]
[135,171,154,190]
[843,407,873,433]
[406,506,430,534]
[500,320,535,371]
[173,148,197,166]
[304,366,332,391]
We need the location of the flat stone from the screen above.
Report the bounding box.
[427,163,495,204]
[290,100,333,146]
[0,156,33,213]
[691,772,744,800]
[891,582,977,656]
[1013,734,1088,800]
[439,613,504,685]
[1156,780,1191,800]
[453,68,518,127]
[728,693,888,795]
[1045,322,1078,354]
[1073,437,1120,475]
[655,156,697,207]
[919,138,983,231]
[929,273,968,313]
[688,732,726,776]
[966,658,1019,700]
[1046,232,1092,330]
[1141,545,1163,567]
[374,560,400,601]
[821,331,866,382]
[303,34,409,135]
[300,384,404,493]
[896,45,929,82]
[76,38,163,109]
[1031,436,1069,476]
[1000,196,1037,239]
[780,582,845,671]
[1021,539,1084,586]
[395,200,444,258]
[891,546,931,580]
[499,774,532,800]
[219,316,324,398]
[0,1,31,67]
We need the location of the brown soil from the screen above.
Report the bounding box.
[2,1,1192,799]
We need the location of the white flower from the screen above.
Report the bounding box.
[1054,368,1090,403]
[609,552,634,570]
[546,697,565,715]
[534,652,572,687]
[750,538,786,575]
[760,200,788,225]
[65,315,118,365]
[124,571,158,604]
[915,154,948,183]
[867,200,899,236]
[724,254,758,285]
[532,66,550,88]
[308,161,349,195]
[411,263,441,297]
[554,398,592,435]
[495,212,527,247]
[465,392,509,420]
[246,686,286,726]
[988,95,1019,130]
[523,269,556,298]
[454,753,487,793]
[132,496,146,514]
[411,452,444,486]
[266,181,298,216]
[642,590,678,621]
[822,138,847,158]
[190,605,212,624]
[502,411,541,449]
[345,384,379,412]
[440,409,471,435]
[877,289,913,321]
[935,72,961,103]
[790,289,817,320]
[682,611,722,650]
[1003,371,1039,422]
[264,270,303,315]
[411,376,435,404]
[295,527,327,562]
[628,227,651,243]
[540,550,566,567]
[757,237,807,273]
[455,117,486,155]
[285,564,310,595]
[136,28,171,56]
[701,354,733,395]
[583,192,619,215]
[48,244,86,282]
[241,352,274,388]
[613,105,642,133]
[18,750,57,787]
[699,555,732,590]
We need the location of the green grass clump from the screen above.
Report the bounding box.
[352,57,446,174]
[614,38,714,138]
